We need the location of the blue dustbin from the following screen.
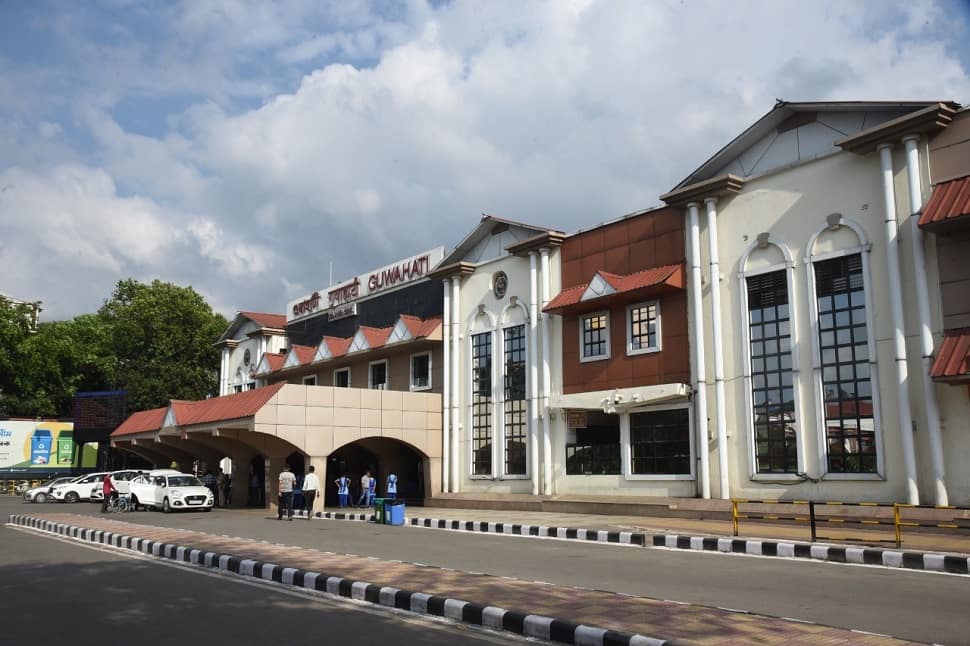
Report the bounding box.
[386,500,405,526]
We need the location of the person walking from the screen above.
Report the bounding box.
[278,464,296,521]
[356,470,371,508]
[335,473,350,508]
[202,469,218,507]
[100,473,117,513]
[302,466,319,518]
[386,472,397,500]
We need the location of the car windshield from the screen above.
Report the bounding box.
[168,476,202,487]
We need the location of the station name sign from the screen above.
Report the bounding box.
[287,246,444,323]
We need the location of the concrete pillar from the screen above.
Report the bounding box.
[307,455,328,514]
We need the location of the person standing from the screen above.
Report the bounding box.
[217,468,228,507]
[202,470,218,507]
[367,472,377,508]
[278,464,296,521]
[335,473,350,508]
[356,470,371,508]
[386,472,397,500]
[100,473,117,513]
[302,466,319,518]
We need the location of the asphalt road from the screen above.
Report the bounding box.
[0,514,523,646]
[8,498,970,645]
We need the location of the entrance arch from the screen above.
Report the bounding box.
[325,437,428,507]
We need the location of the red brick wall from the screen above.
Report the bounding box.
[558,206,690,394]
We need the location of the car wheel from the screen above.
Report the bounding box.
[130,494,140,510]
[34,493,47,504]
[203,507,212,512]
[65,491,79,503]
[162,498,170,513]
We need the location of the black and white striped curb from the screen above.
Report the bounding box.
[299,509,970,575]
[652,534,970,575]
[6,514,680,646]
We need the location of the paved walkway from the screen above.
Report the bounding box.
[402,505,970,555]
[17,511,920,645]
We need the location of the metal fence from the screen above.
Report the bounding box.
[732,499,970,548]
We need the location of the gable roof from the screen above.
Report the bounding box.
[112,407,167,437]
[670,101,954,192]
[930,328,970,383]
[282,344,316,369]
[164,382,286,429]
[255,352,286,376]
[216,311,287,345]
[919,173,970,231]
[439,214,558,266]
[545,264,685,314]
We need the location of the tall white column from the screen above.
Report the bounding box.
[705,197,730,500]
[540,247,553,495]
[528,252,540,495]
[903,135,948,505]
[442,277,452,493]
[220,347,230,396]
[687,202,711,499]
[878,143,920,505]
[451,276,461,492]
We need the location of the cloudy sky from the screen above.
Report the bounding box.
[2,0,969,321]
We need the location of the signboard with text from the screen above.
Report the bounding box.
[287,246,444,323]
[0,420,96,472]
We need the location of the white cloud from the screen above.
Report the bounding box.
[1,0,968,322]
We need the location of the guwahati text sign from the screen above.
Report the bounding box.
[287,246,444,323]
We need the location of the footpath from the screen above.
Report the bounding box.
[8,510,927,646]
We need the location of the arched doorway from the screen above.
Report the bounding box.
[325,438,427,507]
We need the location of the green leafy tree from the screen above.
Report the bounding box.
[98,279,229,411]
[0,297,36,416]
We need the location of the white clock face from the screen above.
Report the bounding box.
[243,349,251,366]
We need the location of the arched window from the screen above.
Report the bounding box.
[500,301,530,477]
[738,236,802,477]
[468,307,497,478]
[805,215,883,478]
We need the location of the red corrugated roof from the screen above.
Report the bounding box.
[919,174,970,229]
[415,316,442,338]
[174,382,285,426]
[321,336,351,358]
[291,344,316,366]
[545,264,684,312]
[358,325,392,349]
[260,353,286,373]
[240,311,287,329]
[930,328,970,382]
[112,407,167,437]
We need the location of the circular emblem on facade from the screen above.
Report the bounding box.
[493,271,508,299]
[243,349,251,366]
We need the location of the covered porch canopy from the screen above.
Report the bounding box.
[553,383,691,413]
[111,382,442,508]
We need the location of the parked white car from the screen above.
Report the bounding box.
[129,472,213,513]
[50,472,110,503]
[22,477,75,503]
[90,469,147,501]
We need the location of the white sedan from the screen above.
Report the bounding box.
[22,477,75,503]
[129,473,213,513]
[50,472,110,503]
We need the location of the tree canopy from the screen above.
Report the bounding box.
[0,280,229,418]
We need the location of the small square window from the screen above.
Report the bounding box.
[333,368,351,388]
[579,312,610,362]
[627,301,661,355]
[369,360,388,390]
[302,375,317,386]
[410,352,432,391]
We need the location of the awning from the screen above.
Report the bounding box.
[918,174,970,231]
[553,383,690,411]
[544,264,686,315]
[930,329,970,383]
